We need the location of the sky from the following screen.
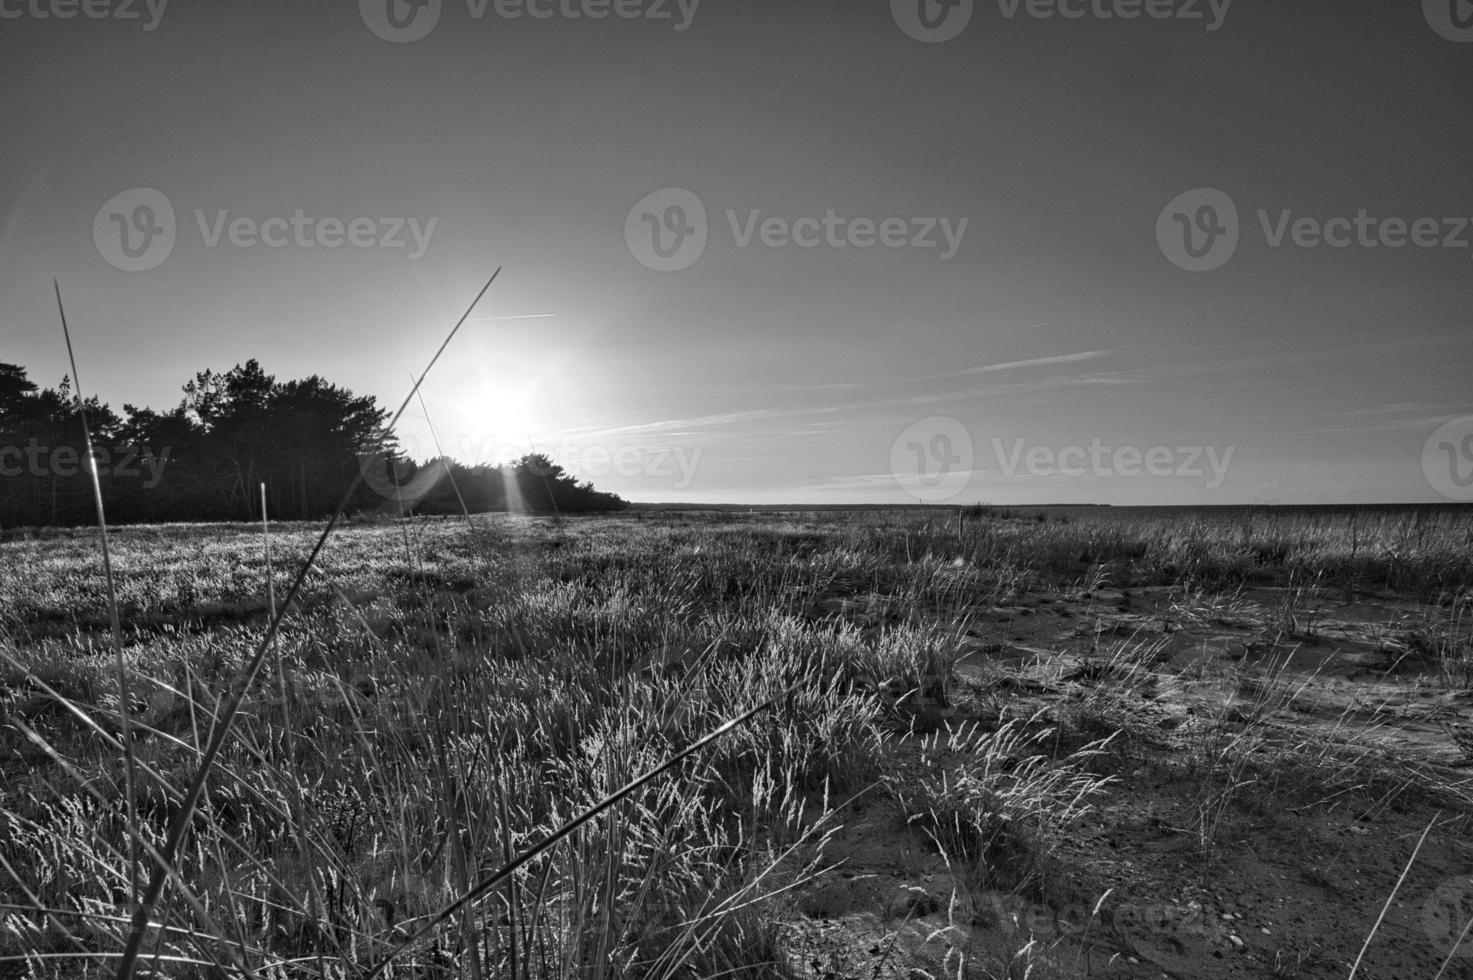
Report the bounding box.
[1,0,1470,506]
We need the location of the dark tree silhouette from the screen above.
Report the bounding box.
[0,360,626,526]
[0,364,122,525]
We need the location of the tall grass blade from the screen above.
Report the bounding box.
[53,279,137,906]
[112,268,502,980]
[1432,906,1473,980]
[1348,811,1438,980]
[260,481,277,623]
[414,379,475,529]
[362,686,793,980]
[260,482,337,975]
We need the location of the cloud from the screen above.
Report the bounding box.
[915,349,1114,382]
[563,408,791,439]
[1269,413,1467,437]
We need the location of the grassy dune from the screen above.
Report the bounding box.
[2,508,1472,978]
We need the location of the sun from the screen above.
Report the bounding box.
[437,382,541,465]
[429,352,570,464]
[464,385,529,429]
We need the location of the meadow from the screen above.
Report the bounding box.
[2,505,1472,978]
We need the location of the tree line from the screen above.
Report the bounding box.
[0,359,626,527]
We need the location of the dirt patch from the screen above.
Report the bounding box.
[784,575,1473,978]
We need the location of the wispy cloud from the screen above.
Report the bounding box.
[563,408,792,439]
[1111,337,1463,387]
[1318,403,1445,419]
[1268,413,1467,438]
[789,472,940,493]
[915,349,1114,382]
[881,370,1145,411]
[775,382,865,392]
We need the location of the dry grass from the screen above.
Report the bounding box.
[2,505,1472,977]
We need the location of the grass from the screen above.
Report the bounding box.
[3,505,1473,977]
[0,517,885,977]
[884,712,1115,895]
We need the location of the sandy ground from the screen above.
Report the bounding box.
[780,582,1473,979]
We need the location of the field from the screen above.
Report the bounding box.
[3,507,1473,979]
